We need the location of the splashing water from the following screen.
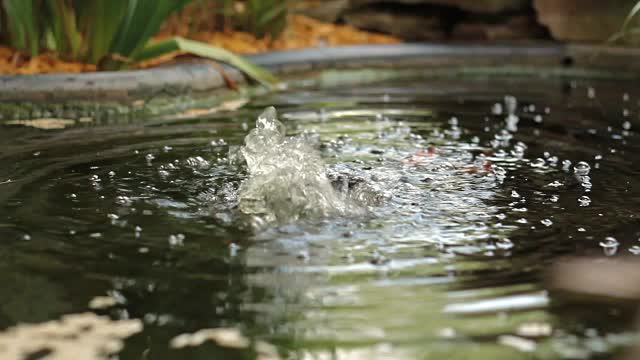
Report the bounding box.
[235,107,362,224]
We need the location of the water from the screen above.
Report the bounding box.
[1,76,640,359]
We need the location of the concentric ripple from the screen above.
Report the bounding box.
[1,76,640,359]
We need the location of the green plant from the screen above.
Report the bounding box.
[238,0,289,39]
[170,0,289,39]
[0,0,278,85]
[609,1,640,43]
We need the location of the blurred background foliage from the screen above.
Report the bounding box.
[0,0,289,68]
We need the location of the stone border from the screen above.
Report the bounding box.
[2,43,640,121]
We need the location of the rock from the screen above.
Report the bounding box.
[534,0,638,42]
[452,15,548,40]
[344,9,446,40]
[293,0,350,23]
[350,0,530,14]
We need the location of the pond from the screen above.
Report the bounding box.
[1,74,639,359]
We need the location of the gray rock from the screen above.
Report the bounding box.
[534,0,638,42]
[350,0,530,14]
[452,15,548,40]
[293,0,350,23]
[344,9,445,41]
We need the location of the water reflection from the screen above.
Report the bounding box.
[1,76,640,358]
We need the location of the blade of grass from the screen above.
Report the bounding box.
[131,36,279,87]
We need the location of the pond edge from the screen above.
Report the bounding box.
[1,43,640,123]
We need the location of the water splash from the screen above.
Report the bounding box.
[235,107,362,224]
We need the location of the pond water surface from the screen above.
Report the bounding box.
[1,75,640,359]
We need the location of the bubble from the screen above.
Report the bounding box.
[145,154,155,163]
[550,195,559,203]
[534,115,543,123]
[587,87,596,99]
[629,246,640,255]
[623,121,632,130]
[511,190,520,198]
[573,162,591,176]
[163,146,173,152]
[541,219,553,227]
[562,160,572,172]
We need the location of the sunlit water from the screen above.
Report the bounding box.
[1,76,640,359]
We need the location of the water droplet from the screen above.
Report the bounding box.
[578,196,591,207]
[496,238,514,250]
[599,237,619,256]
[623,121,632,130]
[573,161,591,176]
[492,103,503,115]
[534,115,543,123]
[168,234,185,247]
[531,158,546,168]
[22,234,31,241]
[577,227,586,232]
[623,93,630,101]
[623,109,630,117]
[163,145,173,152]
[541,219,553,227]
[562,160,572,172]
[108,171,116,177]
[504,95,518,115]
[587,87,596,99]
[547,181,563,188]
[138,247,149,254]
[511,190,520,198]
[296,250,310,261]
[629,246,640,255]
[550,195,559,203]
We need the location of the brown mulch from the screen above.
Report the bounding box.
[0,15,399,74]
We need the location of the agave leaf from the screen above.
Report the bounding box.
[2,0,40,55]
[75,0,128,63]
[45,0,82,57]
[621,1,640,35]
[110,0,191,62]
[132,36,279,87]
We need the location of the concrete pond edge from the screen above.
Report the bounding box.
[1,43,640,124]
